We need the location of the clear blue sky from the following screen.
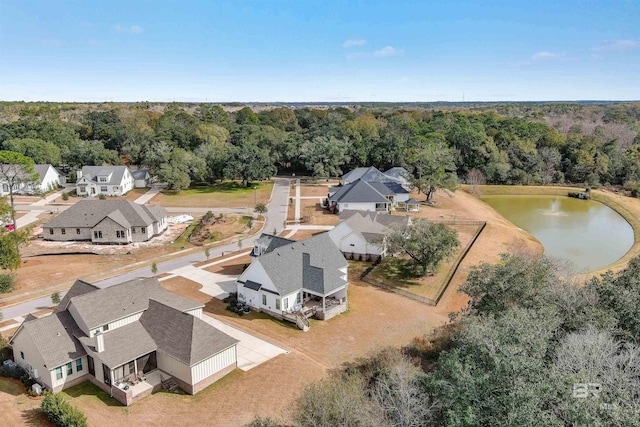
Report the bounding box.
[1,0,638,102]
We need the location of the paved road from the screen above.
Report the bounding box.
[0,178,291,321]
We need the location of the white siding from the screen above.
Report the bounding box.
[185,308,202,319]
[395,193,410,203]
[11,329,51,389]
[190,346,236,383]
[103,312,143,335]
[239,286,261,309]
[157,352,191,384]
[338,202,377,213]
[50,356,88,389]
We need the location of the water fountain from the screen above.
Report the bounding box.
[541,198,568,216]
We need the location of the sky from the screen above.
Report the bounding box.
[0,0,639,102]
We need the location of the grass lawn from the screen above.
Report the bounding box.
[153,181,273,208]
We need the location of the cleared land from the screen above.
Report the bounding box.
[153,181,273,208]
[0,379,48,427]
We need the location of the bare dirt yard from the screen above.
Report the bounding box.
[299,184,332,198]
[0,378,49,427]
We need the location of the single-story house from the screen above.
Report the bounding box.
[238,233,348,329]
[329,166,412,213]
[76,166,135,197]
[43,199,167,244]
[328,210,411,261]
[0,164,65,196]
[10,278,238,405]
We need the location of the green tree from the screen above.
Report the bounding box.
[3,138,62,165]
[156,147,194,192]
[223,142,276,187]
[204,248,211,261]
[234,107,259,125]
[404,134,458,202]
[301,136,350,179]
[51,291,61,305]
[151,262,158,275]
[254,202,268,214]
[386,220,460,276]
[0,151,38,226]
[0,273,16,293]
[41,391,87,427]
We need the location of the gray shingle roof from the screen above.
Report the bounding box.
[80,166,129,186]
[44,200,166,229]
[68,278,202,330]
[56,280,99,313]
[140,300,238,366]
[251,233,348,296]
[101,210,131,229]
[15,311,86,369]
[252,233,295,256]
[131,169,149,180]
[342,166,407,185]
[329,180,390,204]
[383,167,411,183]
[337,210,410,243]
[78,322,157,368]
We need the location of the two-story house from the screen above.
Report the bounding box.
[9,278,238,406]
[76,166,135,197]
[238,233,348,330]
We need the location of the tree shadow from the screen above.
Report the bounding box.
[21,407,50,427]
[373,258,424,287]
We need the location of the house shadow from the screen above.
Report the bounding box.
[62,381,121,407]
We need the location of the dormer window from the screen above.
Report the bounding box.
[99,177,107,183]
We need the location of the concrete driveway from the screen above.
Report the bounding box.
[164,265,238,299]
[201,314,289,371]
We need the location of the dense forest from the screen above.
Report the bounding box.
[0,102,639,194]
[248,254,640,426]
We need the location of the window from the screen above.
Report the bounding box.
[76,358,83,372]
[132,227,136,234]
[94,231,102,239]
[66,362,73,375]
[55,366,63,380]
[49,229,53,235]
[275,299,281,310]
[99,177,107,183]
[297,293,301,304]
[262,295,266,305]
[61,228,66,235]
[20,351,24,359]
[103,324,109,331]
[76,228,80,235]
[116,231,123,238]
[283,298,289,310]
[141,227,146,233]
[100,186,108,192]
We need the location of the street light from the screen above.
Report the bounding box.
[253,186,257,206]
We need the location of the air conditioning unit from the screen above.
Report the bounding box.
[31,383,43,395]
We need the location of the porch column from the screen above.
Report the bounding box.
[322,296,326,313]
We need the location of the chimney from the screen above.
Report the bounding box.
[95,331,104,353]
[76,170,83,180]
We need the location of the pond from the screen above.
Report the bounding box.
[481,195,634,272]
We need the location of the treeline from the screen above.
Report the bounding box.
[249,255,640,426]
[0,102,639,192]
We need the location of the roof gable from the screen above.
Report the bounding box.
[43,200,166,229]
[140,300,238,366]
[330,180,389,204]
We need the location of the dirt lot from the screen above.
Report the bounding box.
[188,214,251,246]
[299,184,332,198]
[0,379,48,427]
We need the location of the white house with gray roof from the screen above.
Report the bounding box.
[329,167,412,213]
[0,164,65,196]
[43,199,167,244]
[238,233,349,327]
[9,278,238,405]
[76,166,135,196]
[328,210,412,261]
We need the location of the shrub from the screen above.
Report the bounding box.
[61,192,69,201]
[41,391,88,427]
[0,273,16,293]
[244,416,280,427]
[97,194,106,200]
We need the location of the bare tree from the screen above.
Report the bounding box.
[466,168,486,195]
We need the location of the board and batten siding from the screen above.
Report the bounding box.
[11,329,50,389]
[102,312,144,335]
[190,346,236,384]
[50,356,88,390]
[185,308,203,319]
[157,351,191,384]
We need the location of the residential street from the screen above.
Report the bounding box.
[0,178,292,323]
